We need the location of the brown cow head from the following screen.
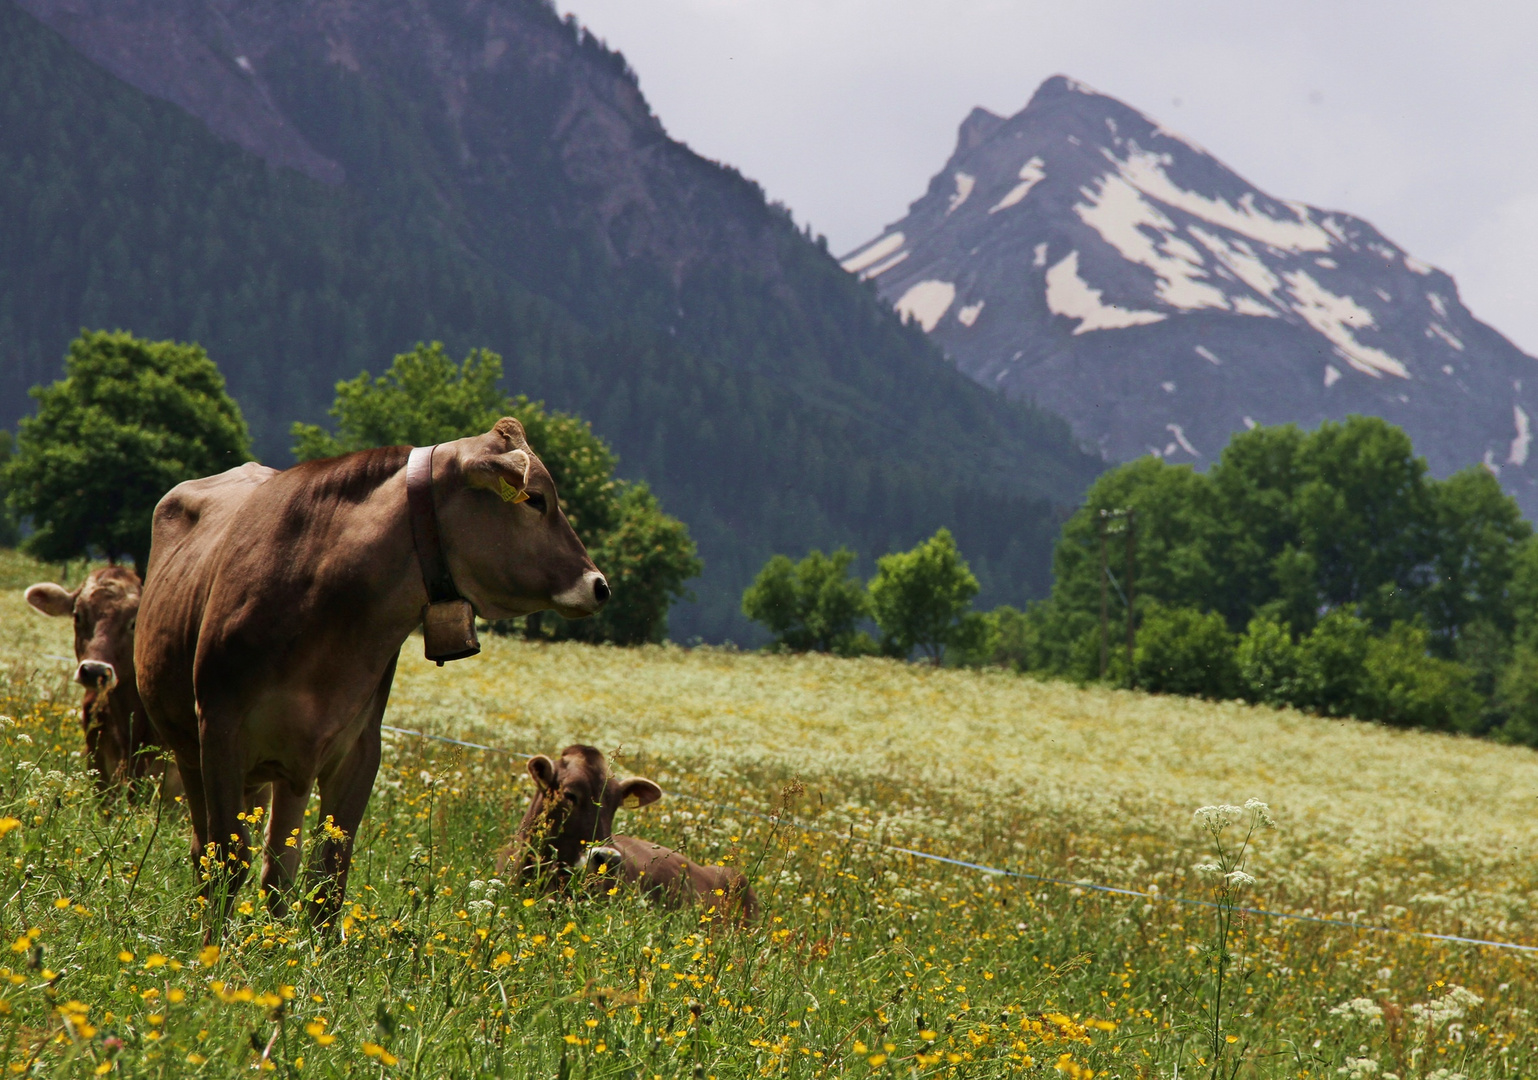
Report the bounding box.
[436,418,609,620]
[508,745,661,880]
[26,567,150,785]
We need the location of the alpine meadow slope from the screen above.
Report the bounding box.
[845,76,1538,517]
[0,0,1101,641]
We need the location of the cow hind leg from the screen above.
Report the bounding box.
[177,759,211,876]
[197,720,254,932]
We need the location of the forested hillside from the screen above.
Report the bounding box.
[0,0,1101,640]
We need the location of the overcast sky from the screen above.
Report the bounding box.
[559,0,1538,355]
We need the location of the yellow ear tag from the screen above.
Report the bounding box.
[496,477,530,504]
[622,795,640,809]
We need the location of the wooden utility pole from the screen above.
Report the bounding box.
[1125,509,1137,688]
[1098,512,1109,679]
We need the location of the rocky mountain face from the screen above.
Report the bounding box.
[13,0,796,314]
[844,76,1538,515]
[0,1,1100,641]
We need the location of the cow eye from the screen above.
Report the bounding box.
[524,493,548,514]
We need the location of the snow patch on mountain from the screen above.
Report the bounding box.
[1428,322,1465,351]
[1114,149,1333,253]
[863,251,909,279]
[947,173,975,216]
[842,232,904,275]
[894,280,957,332]
[1511,405,1531,466]
[989,157,1045,213]
[1284,271,1407,379]
[1046,252,1165,334]
[1076,175,1228,311]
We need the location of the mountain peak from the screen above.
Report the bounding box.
[844,77,1538,515]
[956,106,1004,154]
[1027,74,1103,106]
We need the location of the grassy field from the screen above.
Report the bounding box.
[1,548,1536,1078]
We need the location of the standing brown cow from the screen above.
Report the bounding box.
[25,567,174,791]
[135,418,607,924]
[506,745,758,922]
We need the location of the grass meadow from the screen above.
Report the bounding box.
[1,549,1536,1078]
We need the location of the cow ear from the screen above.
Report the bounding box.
[465,447,532,505]
[25,583,75,618]
[527,755,558,791]
[615,777,663,810]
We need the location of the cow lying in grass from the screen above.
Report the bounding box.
[26,567,178,795]
[504,745,758,922]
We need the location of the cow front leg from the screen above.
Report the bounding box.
[178,758,210,876]
[308,722,382,929]
[261,782,310,916]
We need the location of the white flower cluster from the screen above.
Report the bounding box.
[1193,798,1274,834]
[1328,998,1385,1024]
[1242,797,1275,828]
[1193,804,1244,831]
[1407,985,1483,1026]
[1336,1057,1378,1079]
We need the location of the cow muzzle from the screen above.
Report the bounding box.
[575,845,624,876]
[552,570,610,617]
[75,660,117,692]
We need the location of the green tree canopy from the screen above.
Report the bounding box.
[294,342,696,642]
[741,547,871,653]
[1034,415,1531,678]
[1017,414,1533,741]
[2,331,251,574]
[868,528,980,663]
[293,342,622,538]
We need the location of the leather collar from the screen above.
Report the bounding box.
[406,444,463,605]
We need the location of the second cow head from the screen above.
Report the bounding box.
[26,566,152,785]
[510,745,661,877]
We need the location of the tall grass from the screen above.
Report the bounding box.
[1,552,1535,1077]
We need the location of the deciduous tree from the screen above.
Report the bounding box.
[868,528,979,663]
[741,548,871,653]
[3,331,251,575]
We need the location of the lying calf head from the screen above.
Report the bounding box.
[505,744,757,921]
[507,744,662,875]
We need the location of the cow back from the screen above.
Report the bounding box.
[136,462,278,743]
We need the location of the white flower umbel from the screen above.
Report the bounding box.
[1338,1056,1380,1080]
[1192,797,1275,1076]
[1408,985,1484,1027]
[1329,998,1385,1025]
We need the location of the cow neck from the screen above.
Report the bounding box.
[405,445,463,605]
[406,446,482,664]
